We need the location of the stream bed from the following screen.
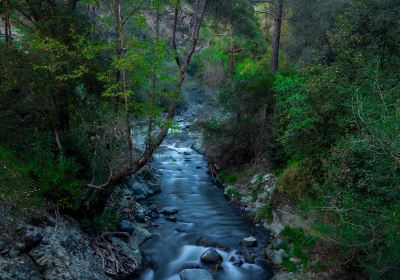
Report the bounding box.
[138,118,273,280]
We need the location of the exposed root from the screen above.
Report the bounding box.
[93,232,137,277]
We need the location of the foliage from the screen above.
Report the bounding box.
[90,209,122,233]
[279,226,319,271]
[28,132,84,210]
[255,203,273,223]
[225,186,240,200]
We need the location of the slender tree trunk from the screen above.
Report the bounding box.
[113,0,133,166]
[146,1,161,149]
[3,0,11,46]
[229,23,234,77]
[271,0,283,72]
[133,0,207,171]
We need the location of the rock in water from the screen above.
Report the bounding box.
[179,269,214,280]
[160,207,179,215]
[165,216,178,222]
[200,248,223,264]
[120,220,135,234]
[241,236,257,247]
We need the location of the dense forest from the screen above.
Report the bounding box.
[0,0,399,280]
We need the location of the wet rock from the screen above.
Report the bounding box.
[241,236,257,247]
[166,216,177,222]
[214,263,223,271]
[124,171,161,199]
[0,255,42,280]
[200,248,223,264]
[229,256,244,267]
[149,204,158,213]
[196,166,202,169]
[180,262,202,270]
[111,223,151,278]
[0,248,9,255]
[160,207,179,215]
[13,242,26,252]
[24,226,43,249]
[0,240,6,251]
[135,211,146,223]
[243,250,256,263]
[196,237,229,250]
[29,216,111,280]
[151,212,160,219]
[183,151,191,156]
[179,269,214,280]
[120,220,135,234]
[8,249,19,258]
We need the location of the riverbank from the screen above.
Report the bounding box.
[189,118,341,280]
[0,164,162,280]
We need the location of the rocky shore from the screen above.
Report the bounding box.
[0,165,161,280]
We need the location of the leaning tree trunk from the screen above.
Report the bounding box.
[85,0,208,217]
[271,0,283,72]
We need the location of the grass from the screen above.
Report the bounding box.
[255,203,273,223]
[278,226,319,271]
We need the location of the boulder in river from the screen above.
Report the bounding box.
[160,207,179,215]
[200,248,223,264]
[120,220,135,234]
[241,236,257,247]
[166,216,178,222]
[179,269,214,280]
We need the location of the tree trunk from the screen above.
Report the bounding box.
[133,0,207,171]
[3,0,11,46]
[65,0,77,10]
[229,23,234,78]
[113,0,133,166]
[271,0,283,72]
[85,0,208,216]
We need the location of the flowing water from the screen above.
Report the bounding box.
[138,118,273,280]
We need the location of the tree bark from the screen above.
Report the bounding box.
[271,0,283,72]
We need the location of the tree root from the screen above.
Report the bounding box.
[93,232,137,277]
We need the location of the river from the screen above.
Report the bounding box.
[138,116,273,280]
